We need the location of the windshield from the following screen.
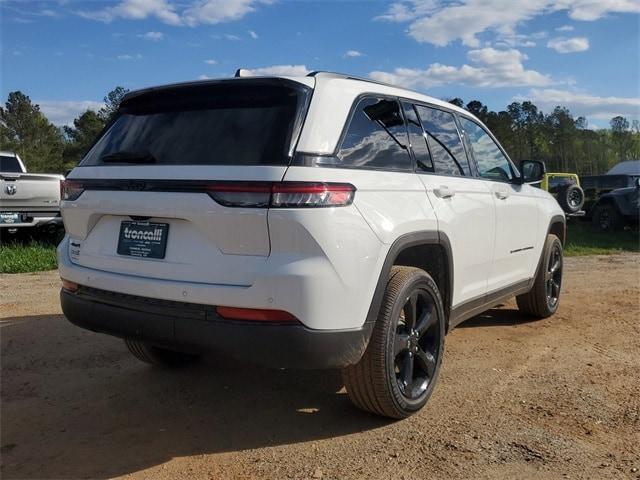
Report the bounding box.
[0,155,22,173]
[81,80,310,167]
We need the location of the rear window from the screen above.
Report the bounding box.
[81,80,310,167]
[0,155,22,173]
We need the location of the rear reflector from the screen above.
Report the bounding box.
[215,306,299,323]
[207,181,355,208]
[61,279,79,292]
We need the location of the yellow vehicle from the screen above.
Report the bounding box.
[539,172,585,214]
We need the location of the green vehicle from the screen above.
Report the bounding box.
[539,172,585,215]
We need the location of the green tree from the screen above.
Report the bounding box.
[63,109,105,168]
[98,86,129,122]
[610,116,635,162]
[447,97,464,108]
[0,91,64,172]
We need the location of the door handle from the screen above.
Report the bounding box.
[495,189,510,200]
[433,185,455,199]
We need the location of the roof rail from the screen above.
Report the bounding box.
[306,70,400,90]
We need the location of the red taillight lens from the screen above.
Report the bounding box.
[215,306,299,323]
[271,182,355,207]
[62,180,85,201]
[61,279,79,292]
[206,182,355,208]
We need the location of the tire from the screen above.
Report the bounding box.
[516,234,563,318]
[124,339,199,367]
[342,266,445,419]
[557,184,584,214]
[592,203,622,231]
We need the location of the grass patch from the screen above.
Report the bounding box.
[0,242,58,273]
[565,222,639,257]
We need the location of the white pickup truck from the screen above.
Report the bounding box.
[0,151,64,238]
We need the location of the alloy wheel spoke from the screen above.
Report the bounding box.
[404,293,418,330]
[415,348,436,377]
[401,353,414,392]
[416,305,436,336]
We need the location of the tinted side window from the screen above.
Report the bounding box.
[460,117,513,182]
[416,105,470,176]
[337,97,411,170]
[402,102,433,172]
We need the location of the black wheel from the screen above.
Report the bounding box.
[592,203,622,231]
[54,227,66,246]
[557,184,584,214]
[124,339,199,367]
[342,266,445,419]
[516,234,563,318]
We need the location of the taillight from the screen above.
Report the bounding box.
[215,306,299,323]
[271,182,355,208]
[206,182,271,208]
[62,180,85,201]
[207,182,355,208]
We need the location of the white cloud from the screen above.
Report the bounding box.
[556,24,574,31]
[78,0,181,25]
[370,47,553,89]
[37,100,105,126]
[78,0,272,27]
[117,53,143,60]
[344,50,364,58]
[240,65,311,77]
[375,0,640,46]
[204,59,217,65]
[516,89,640,120]
[138,31,164,41]
[198,74,211,80]
[248,29,258,39]
[547,36,589,53]
[224,34,241,40]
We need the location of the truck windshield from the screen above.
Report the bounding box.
[81,79,311,167]
[0,155,22,173]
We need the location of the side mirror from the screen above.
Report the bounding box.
[635,177,640,189]
[519,160,545,184]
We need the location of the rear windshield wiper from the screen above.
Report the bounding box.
[100,151,157,164]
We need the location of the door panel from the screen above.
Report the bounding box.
[489,182,540,290]
[421,175,495,306]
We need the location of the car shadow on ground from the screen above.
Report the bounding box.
[456,306,542,328]
[1,314,390,479]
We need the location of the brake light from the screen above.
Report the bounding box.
[62,180,85,201]
[215,306,299,323]
[207,182,355,208]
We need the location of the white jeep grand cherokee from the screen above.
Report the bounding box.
[58,72,565,418]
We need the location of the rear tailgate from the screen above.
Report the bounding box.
[0,173,62,211]
[62,78,312,287]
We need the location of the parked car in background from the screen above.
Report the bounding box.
[0,151,65,241]
[581,160,640,219]
[590,177,640,231]
[540,172,585,215]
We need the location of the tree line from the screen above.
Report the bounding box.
[1,87,639,175]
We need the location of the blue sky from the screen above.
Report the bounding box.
[2,0,639,128]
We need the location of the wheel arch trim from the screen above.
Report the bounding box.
[365,230,453,327]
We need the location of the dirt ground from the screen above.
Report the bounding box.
[1,254,639,480]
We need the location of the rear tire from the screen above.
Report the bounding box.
[516,234,563,318]
[557,184,584,214]
[124,339,199,367]
[342,266,445,419]
[592,203,622,231]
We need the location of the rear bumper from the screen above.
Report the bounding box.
[60,286,373,369]
[0,211,62,228]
